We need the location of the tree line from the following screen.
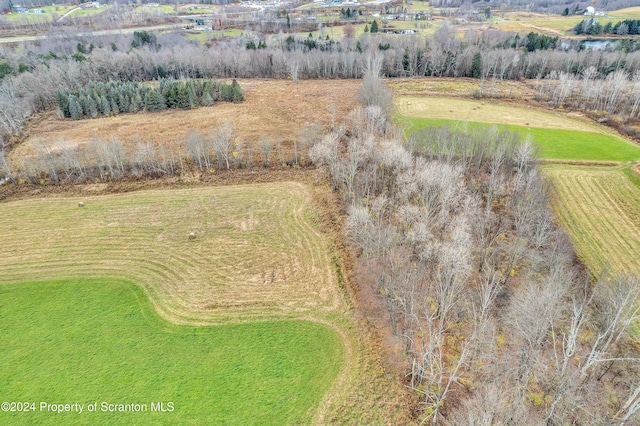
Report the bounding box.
[308,68,640,424]
[574,18,640,35]
[4,26,640,141]
[0,121,319,185]
[55,78,243,120]
[535,68,640,121]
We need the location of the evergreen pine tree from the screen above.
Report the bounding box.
[144,89,166,112]
[78,95,90,118]
[176,84,190,109]
[56,90,71,118]
[110,98,119,115]
[371,20,379,33]
[118,93,128,112]
[165,84,179,108]
[221,83,234,102]
[87,95,98,118]
[100,96,111,116]
[231,79,244,103]
[68,94,82,119]
[471,52,482,78]
[202,91,214,106]
[186,80,197,108]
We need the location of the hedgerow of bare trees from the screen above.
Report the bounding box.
[309,74,640,424]
[0,120,323,185]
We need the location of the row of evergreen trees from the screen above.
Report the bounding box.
[56,78,244,120]
[574,18,640,36]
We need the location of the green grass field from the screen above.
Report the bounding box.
[134,5,175,14]
[186,28,244,42]
[3,12,51,23]
[2,5,78,23]
[68,6,109,19]
[0,279,343,425]
[404,117,640,161]
[544,165,640,275]
[609,7,640,18]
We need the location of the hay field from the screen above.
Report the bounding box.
[491,16,584,36]
[390,78,534,99]
[544,165,640,275]
[609,7,640,18]
[13,79,360,160]
[0,182,340,324]
[396,96,600,132]
[0,182,412,423]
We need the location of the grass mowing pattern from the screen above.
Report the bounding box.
[0,182,339,323]
[402,117,640,162]
[544,165,640,275]
[0,182,415,423]
[0,279,343,425]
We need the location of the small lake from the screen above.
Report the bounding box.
[582,39,616,50]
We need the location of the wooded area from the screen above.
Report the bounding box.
[310,66,640,424]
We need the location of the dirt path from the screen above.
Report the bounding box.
[57,7,80,22]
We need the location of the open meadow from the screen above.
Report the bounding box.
[0,279,343,425]
[0,182,340,323]
[12,79,361,162]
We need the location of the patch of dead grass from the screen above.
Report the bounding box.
[14,79,361,160]
[396,95,605,132]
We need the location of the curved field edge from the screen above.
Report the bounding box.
[395,96,640,162]
[0,182,340,324]
[0,278,343,425]
[543,164,640,275]
[399,117,640,162]
[0,182,413,424]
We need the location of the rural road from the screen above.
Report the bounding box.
[0,23,181,44]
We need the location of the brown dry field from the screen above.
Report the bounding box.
[0,179,352,326]
[13,77,544,162]
[15,79,362,158]
[396,96,604,132]
[389,77,536,99]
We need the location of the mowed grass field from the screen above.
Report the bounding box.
[0,279,343,425]
[0,182,340,323]
[397,97,640,161]
[544,165,640,275]
[0,181,412,423]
